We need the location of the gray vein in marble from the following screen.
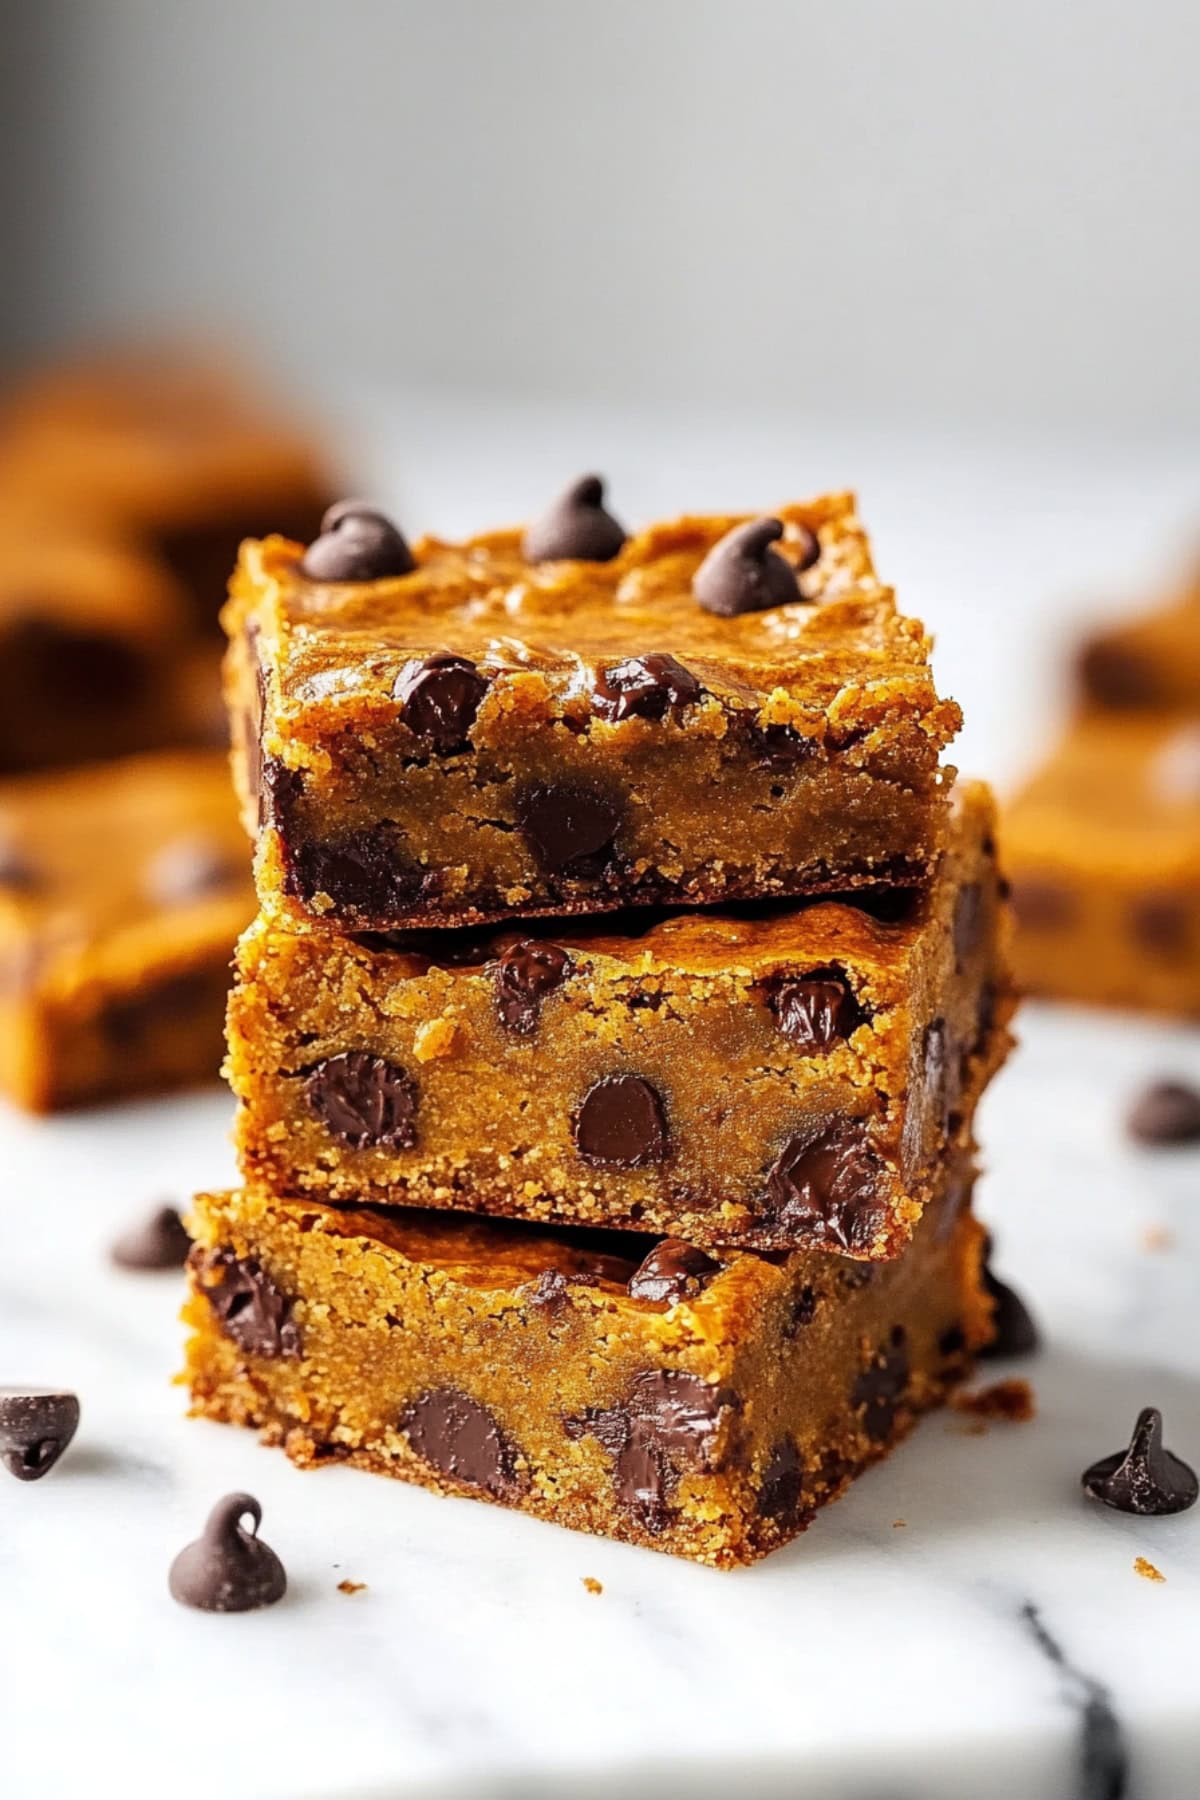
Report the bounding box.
[1021,1602,1128,1800]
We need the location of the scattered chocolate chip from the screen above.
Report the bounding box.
[1129,894,1191,955]
[399,1387,522,1498]
[305,1050,418,1150]
[573,1073,668,1169]
[0,1387,80,1481]
[591,654,702,723]
[770,971,861,1051]
[762,1119,885,1253]
[978,1236,1039,1360]
[1009,876,1076,931]
[146,834,243,906]
[110,1204,191,1271]
[288,824,421,920]
[1082,1407,1198,1516]
[1078,639,1157,708]
[693,517,802,617]
[852,1326,910,1441]
[394,653,488,752]
[953,881,984,969]
[168,1493,287,1612]
[516,782,622,873]
[757,1438,807,1527]
[522,474,627,564]
[1127,1078,1200,1145]
[199,1248,301,1359]
[566,1370,736,1532]
[300,501,415,582]
[627,1239,720,1304]
[493,938,571,1033]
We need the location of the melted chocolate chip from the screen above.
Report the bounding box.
[200,1248,301,1359]
[693,517,803,617]
[522,475,627,564]
[261,757,303,831]
[1127,1078,1200,1145]
[493,938,571,1033]
[953,881,984,969]
[515,782,622,873]
[573,1074,668,1169]
[591,654,702,723]
[978,1237,1039,1359]
[146,834,243,906]
[394,653,488,752]
[399,1387,522,1498]
[300,501,415,582]
[1082,1407,1198,1516]
[757,1438,807,1527]
[770,971,861,1051]
[852,1326,910,1441]
[168,1493,287,1612]
[305,1050,418,1150]
[110,1204,191,1271]
[749,722,816,770]
[762,1119,885,1252]
[288,824,420,920]
[1130,894,1191,955]
[627,1239,720,1304]
[565,1370,736,1532]
[0,1387,80,1481]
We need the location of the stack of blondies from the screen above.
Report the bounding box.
[183,481,1014,1567]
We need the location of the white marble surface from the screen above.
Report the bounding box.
[4,413,1200,1798]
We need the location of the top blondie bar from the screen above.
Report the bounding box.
[224,483,961,930]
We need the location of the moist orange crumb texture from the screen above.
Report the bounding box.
[224,495,962,929]
[181,1165,991,1569]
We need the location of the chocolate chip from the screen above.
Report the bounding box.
[1082,1407,1198,1516]
[566,1370,736,1532]
[978,1237,1039,1359]
[261,757,304,831]
[693,517,803,617]
[627,1239,720,1304]
[516,782,622,873]
[783,1285,818,1336]
[762,1119,886,1252]
[591,654,702,723]
[573,1073,668,1169]
[770,971,861,1051]
[757,1438,807,1527]
[199,1248,301,1359]
[1010,876,1076,931]
[110,1204,191,1271]
[1127,1078,1200,1145]
[1130,895,1191,955]
[305,1050,418,1150]
[953,881,984,969]
[399,1387,522,1498]
[168,1493,287,1612]
[394,653,488,752]
[146,834,243,906]
[939,1323,968,1359]
[1078,638,1158,708]
[522,474,626,564]
[300,501,415,582]
[922,1016,958,1139]
[852,1326,910,1441]
[0,1388,80,1481]
[288,824,421,920]
[493,938,571,1033]
[528,1270,571,1311]
[749,722,815,770]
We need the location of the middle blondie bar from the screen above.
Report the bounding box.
[229,782,1010,1258]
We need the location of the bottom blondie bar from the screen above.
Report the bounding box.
[182,1162,990,1567]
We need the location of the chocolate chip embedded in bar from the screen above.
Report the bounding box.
[224,488,961,929]
[182,1158,991,1568]
[228,781,1012,1257]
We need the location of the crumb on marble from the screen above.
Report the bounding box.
[1134,1557,1165,1584]
[582,1577,603,1595]
[1140,1224,1173,1253]
[952,1379,1036,1423]
[337,1579,368,1595]
[892,1519,907,1528]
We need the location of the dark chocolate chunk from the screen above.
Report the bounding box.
[146,834,243,906]
[288,824,420,919]
[1078,638,1157,708]
[978,1237,1039,1360]
[493,938,571,1033]
[394,653,488,752]
[300,500,415,582]
[515,781,621,873]
[522,474,626,564]
[757,1438,807,1527]
[261,757,303,831]
[591,654,702,723]
[693,517,803,617]
[1009,876,1076,931]
[627,1239,720,1304]
[168,1493,287,1612]
[749,721,816,770]
[305,1050,418,1150]
[1129,894,1191,955]
[399,1387,522,1498]
[0,1387,80,1481]
[110,1204,191,1271]
[1127,1078,1200,1145]
[573,1073,668,1169]
[1082,1407,1198,1516]
[770,971,861,1051]
[852,1326,910,1441]
[566,1370,736,1532]
[762,1119,885,1252]
[953,881,984,969]
[200,1249,301,1359]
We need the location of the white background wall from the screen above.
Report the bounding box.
[4,0,1199,435]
